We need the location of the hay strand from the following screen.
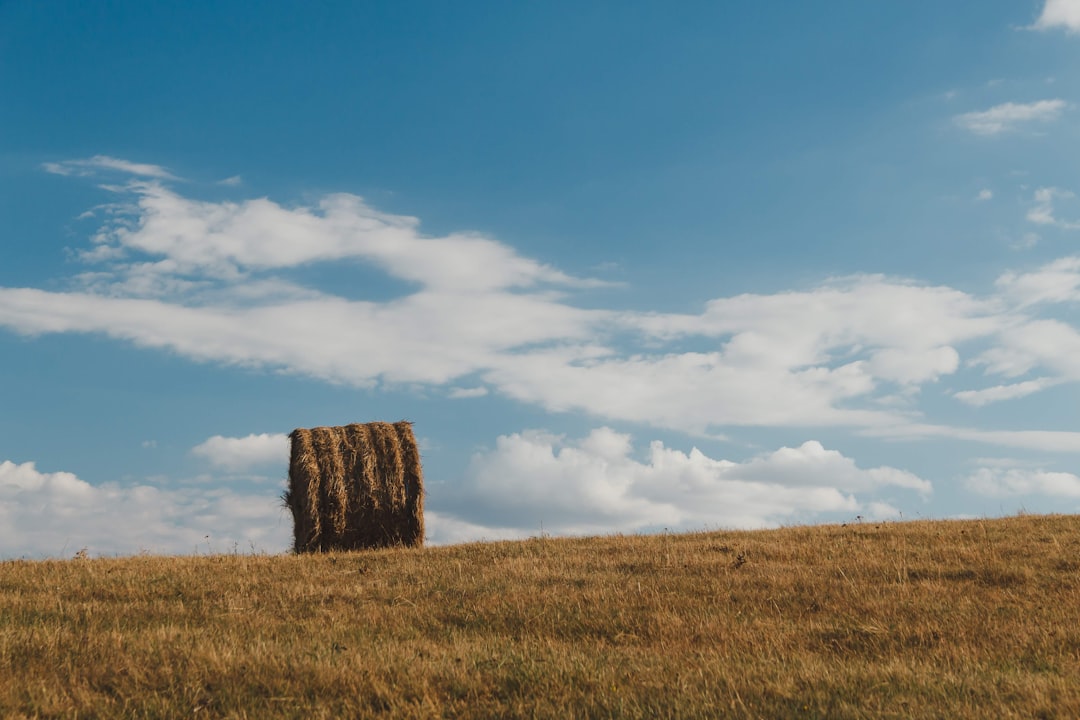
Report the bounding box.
[285,421,424,552]
[395,420,425,542]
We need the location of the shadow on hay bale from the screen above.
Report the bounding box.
[284,421,424,552]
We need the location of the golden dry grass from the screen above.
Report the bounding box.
[2,514,1079,718]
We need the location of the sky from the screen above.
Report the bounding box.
[3,1,1080,558]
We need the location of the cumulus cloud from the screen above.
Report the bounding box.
[965,466,1080,497]
[6,429,928,555]
[432,428,929,537]
[953,100,1066,136]
[1032,0,1080,33]
[0,453,612,556]
[976,189,994,201]
[0,460,289,558]
[191,433,290,471]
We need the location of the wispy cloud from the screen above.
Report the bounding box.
[996,255,1080,305]
[953,378,1062,406]
[1027,187,1080,229]
[66,181,609,292]
[976,189,994,201]
[448,387,489,399]
[42,155,178,180]
[953,99,1066,136]
[863,423,1080,453]
[971,318,1080,384]
[1031,0,1080,33]
[1012,232,1040,250]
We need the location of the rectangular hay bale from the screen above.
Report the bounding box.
[284,421,424,552]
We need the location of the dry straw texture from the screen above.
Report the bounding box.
[285,421,424,552]
[3,515,1080,718]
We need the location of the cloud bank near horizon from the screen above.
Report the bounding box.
[2,427,934,557]
[0,459,288,558]
[6,425,1080,558]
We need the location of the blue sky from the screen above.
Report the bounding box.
[3,1,1080,557]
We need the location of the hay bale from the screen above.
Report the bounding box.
[284,421,424,552]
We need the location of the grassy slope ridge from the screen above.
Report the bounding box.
[2,515,1079,719]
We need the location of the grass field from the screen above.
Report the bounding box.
[2,514,1079,718]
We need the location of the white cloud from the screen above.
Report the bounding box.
[968,456,1042,469]
[976,189,994,201]
[953,378,1061,406]
[863,423,1080,453]
[218,175,243,187]
[1032,0,1080,33]
[965,466,1080,497]
[424,511,529,545]
[867,345,960,385]
[0,451,567,556]
[482,277,991,433]
[1012,232,1040,250]
[953,100,1066,136]
[0,286,606,387]
[996,256,1080,305]
[76,182,607,292]
[0,268,1019,437]
[191,433,290,471]
[0,460,289,558]
[5,160,1080,450]
[627,277,998,354]
[42,155,177,180]
[448,387,489,399]
[965,429,1080,452]
[973,318,1080,380]
[483,347,892,434]
[433,429,929,537]
[0,435,930,556]
[1027,187,1080,229]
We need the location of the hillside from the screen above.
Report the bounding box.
[2,514,1079,719]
